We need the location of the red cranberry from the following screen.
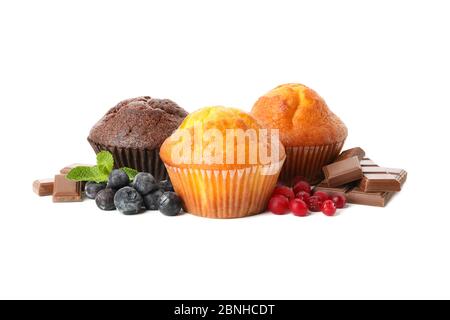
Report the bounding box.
[295,191,310,203]
[331,194,346,209]
[272,186,295,200]
[321,200,337,216]
[268,195,290,215]
[293,181,311,195]
[307,196,323,212]
[313,191,329,202]
[290,199,309,217]
[292,176,308,186]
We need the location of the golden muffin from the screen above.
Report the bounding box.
[251,83,347,184]
[160,106,286,218]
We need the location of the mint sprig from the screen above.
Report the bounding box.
[66,151,138,183]
[67,166,109,183]
[97,151,114,176]
[121,167,139,180]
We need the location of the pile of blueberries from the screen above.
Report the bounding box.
[85,169,182,216]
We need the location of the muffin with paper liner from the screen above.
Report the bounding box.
[251,83,347,184]
[160,106,286,218]
[88,96,188,181]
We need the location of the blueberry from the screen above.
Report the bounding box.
[143,189,163,210]
[159,192,182,216]
[107,169,130,189]
[95,188,116,211]
[158,179,174,192]
[133,172,157,195]
[85,181,107,199]
[114,186,143,215]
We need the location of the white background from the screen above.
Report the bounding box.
[1,0,449,300]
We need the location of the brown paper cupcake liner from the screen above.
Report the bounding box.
[165,160,285,219]
[280,140,345,185]
[88,138,168,181]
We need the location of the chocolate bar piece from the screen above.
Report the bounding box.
[315,182,394,207]
[359,167,407,192]
[359,159,407,192]
[360,158,378,167]
[320,147,366,187]
[346,187,393,207]
[315,157,407,207]
[33,178,54,196]
[52,174,82,202]
[361,167,403,174]
[336,147,366,162]
[315,182,393,207]
[60,164,92,189]
[323,156,363,187]
[314,182,352,196]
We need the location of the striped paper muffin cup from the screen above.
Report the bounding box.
[88,138,168,181]
[279,140,346,185]
[164,160,285,219]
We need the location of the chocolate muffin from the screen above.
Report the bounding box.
[88,96,188,181]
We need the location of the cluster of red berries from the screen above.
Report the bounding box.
[268,177,346,217]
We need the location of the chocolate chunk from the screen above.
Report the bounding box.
[346,187,393,207]
[322,156,363,187]
[361,167,403,174]
[315,156,407,207]
[359,167,407,192]
[52,174,82,202]
[360,158,378,167]
[336,147,365,162]
[314,182,352,196]
[33,178,54,196]
[315,181,394,207]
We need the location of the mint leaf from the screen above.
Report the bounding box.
[66,166,108,183]
[97,151,114,175]
[121,167,138,181]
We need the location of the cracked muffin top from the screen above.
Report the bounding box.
[160,106,286,169]
[251,83,347,147]
[88,96,188,149]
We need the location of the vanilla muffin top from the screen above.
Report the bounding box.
[160,106,285,169]
[251,84,347,147]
